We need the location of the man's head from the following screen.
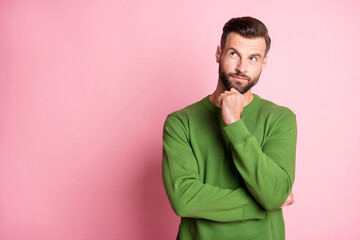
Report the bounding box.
[216,17,271,94]
[220,16,271,57]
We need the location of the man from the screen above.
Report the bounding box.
[162,16,297,240]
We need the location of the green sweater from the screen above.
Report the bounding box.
[162,94,297,240]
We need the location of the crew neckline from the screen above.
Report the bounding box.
[202,94,261,116]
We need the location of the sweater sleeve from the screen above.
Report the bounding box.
[162,115,265,222]
[223,112,297,211]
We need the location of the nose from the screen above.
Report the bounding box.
[235,59,248,73]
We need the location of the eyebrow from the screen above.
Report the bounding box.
[250,53,262,58]
[228,47,263,58]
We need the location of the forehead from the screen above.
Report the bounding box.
[224,32,266,55]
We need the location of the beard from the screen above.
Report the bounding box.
[219,64,261,94]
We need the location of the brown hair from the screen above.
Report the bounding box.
[220,16,271,56]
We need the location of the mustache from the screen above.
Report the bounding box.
[230,73,251,81]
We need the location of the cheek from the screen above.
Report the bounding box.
[249,65,263,76]
[221,58,236,71]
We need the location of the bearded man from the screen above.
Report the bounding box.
[162,16,297,240]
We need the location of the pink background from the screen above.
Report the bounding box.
[1,0,360,239]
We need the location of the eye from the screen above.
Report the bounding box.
[230,52,238,56]
[250,57,257,61]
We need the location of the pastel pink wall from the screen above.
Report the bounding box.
[1,0,359,239]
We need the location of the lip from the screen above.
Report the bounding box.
[233,76,248,82]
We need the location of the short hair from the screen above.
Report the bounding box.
[220,16,271,56]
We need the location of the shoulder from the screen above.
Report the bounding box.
[254,95,297,129]
[167,98,207,122]
[164,98,206,129]
[257,95,296,118]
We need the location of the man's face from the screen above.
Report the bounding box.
[216,32,268,94]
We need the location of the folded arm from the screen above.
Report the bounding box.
[162,115,265,222]
[223,113,297,211]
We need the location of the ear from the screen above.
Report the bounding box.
[215,45,221,63]
[261,55,268,70]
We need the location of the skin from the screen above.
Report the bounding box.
[209,32,294,208]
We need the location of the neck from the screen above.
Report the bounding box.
[209,79,254,107]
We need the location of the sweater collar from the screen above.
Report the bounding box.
[202,93,261,116]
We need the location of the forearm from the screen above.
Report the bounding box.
[223,115,297,211]
[229,135,293,210]
[162,152,265,222]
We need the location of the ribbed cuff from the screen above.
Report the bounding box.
[223,120,252,146]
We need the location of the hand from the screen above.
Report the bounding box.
[218,88,245,125]
[281,191,294,208]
